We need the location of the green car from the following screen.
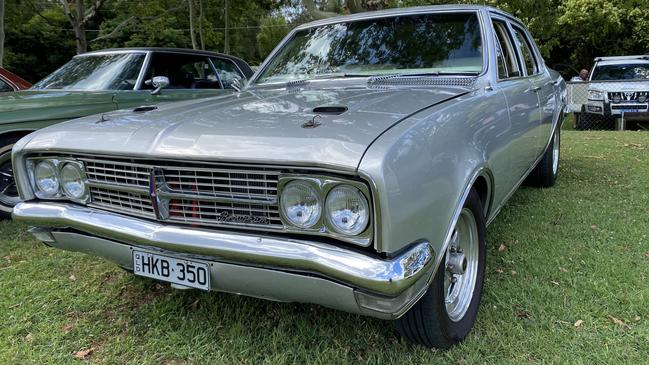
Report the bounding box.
[0,47,253,216]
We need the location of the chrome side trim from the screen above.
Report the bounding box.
[13,202,434,296]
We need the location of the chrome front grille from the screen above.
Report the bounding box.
[85,159,150,187]
[79,157,283,230]
[162,167,277,201]
[89,186,156,218]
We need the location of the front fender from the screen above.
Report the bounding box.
[358,89,511,259]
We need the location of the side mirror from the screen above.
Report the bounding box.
[147,76,170,95]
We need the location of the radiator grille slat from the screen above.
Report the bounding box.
[80,157,283,230]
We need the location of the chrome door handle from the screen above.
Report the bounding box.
[526,86,542,93]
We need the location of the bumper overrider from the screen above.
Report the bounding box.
[13,202,436,320]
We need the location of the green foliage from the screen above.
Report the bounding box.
[256,15,290,60]
[2,0,649,81]
[4,6,75,82]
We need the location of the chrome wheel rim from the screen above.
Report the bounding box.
[0,149,20,212]
[444,208,479,322]
[552,132,560,176]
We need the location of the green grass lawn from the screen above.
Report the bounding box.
[1,131,648,364]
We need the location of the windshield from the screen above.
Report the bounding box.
[591,63,649,81]
[32,53,145,90]
[256,12,483,84]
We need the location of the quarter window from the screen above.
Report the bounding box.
[0,79,12,92]
[211,58,244,89]
[512,26,538,76]
[492,20,521,79]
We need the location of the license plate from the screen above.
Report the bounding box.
[132,250,210,290]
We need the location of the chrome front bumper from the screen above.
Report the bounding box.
[13,202,435,320]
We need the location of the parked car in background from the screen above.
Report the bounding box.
[581,55,649,129]
[0,68,32,92]
[0,48,253,216]
[11,6,566,348]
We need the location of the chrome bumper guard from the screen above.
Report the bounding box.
[13,202,435,319]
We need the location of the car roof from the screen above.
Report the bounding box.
[81,47,234,59]
[296,4,517,30]
[594,55,649,65]
[76,47,254,78]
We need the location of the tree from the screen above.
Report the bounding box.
[256,15,290,59]
[0,0,4,67]
[60,0,107,54]
[188,0,198,49]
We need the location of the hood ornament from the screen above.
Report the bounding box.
[302,115,322,129]
[96,114,110,124]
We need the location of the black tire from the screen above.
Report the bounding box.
[0,135,23,219]
[527,129,560,188]
[395,188,486,349]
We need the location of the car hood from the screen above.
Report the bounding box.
[0,89,116,124]
[589,80,649,92]
[22,84,470,171]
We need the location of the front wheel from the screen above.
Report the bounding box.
[395,188,486,348]
[0,136,23,218]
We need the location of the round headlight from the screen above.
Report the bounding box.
[280,180,321,228]
[34,160,59,197]
[60,163,87,200]
[325,185,369,236]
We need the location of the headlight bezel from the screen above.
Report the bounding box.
[26,157,90,203]
[278,174,373,247]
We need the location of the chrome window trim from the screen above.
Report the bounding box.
[207,58,225,89]
[134,51,153,91]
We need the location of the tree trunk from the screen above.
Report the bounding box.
[198,0,205,50]
[223,0,229,54]
[188,0,197,50]
[0,0,5,67]
[75,0,87,53]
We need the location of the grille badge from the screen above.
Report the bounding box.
[150,168,170,220]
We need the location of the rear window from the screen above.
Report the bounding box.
[591,63,649,81]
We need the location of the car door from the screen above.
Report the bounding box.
[510,24,554,158]
[491,18,541,184]
[113,52,228,109]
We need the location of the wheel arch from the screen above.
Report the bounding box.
[0,129,36,145]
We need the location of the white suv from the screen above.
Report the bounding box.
[585,55,649,128]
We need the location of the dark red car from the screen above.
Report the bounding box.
[0,68,31,92]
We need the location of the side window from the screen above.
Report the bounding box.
[0,79,13,92]
[144,53,221,90]
[211,58,244,89]
[492,20,521,79]
[512,26,538,76]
